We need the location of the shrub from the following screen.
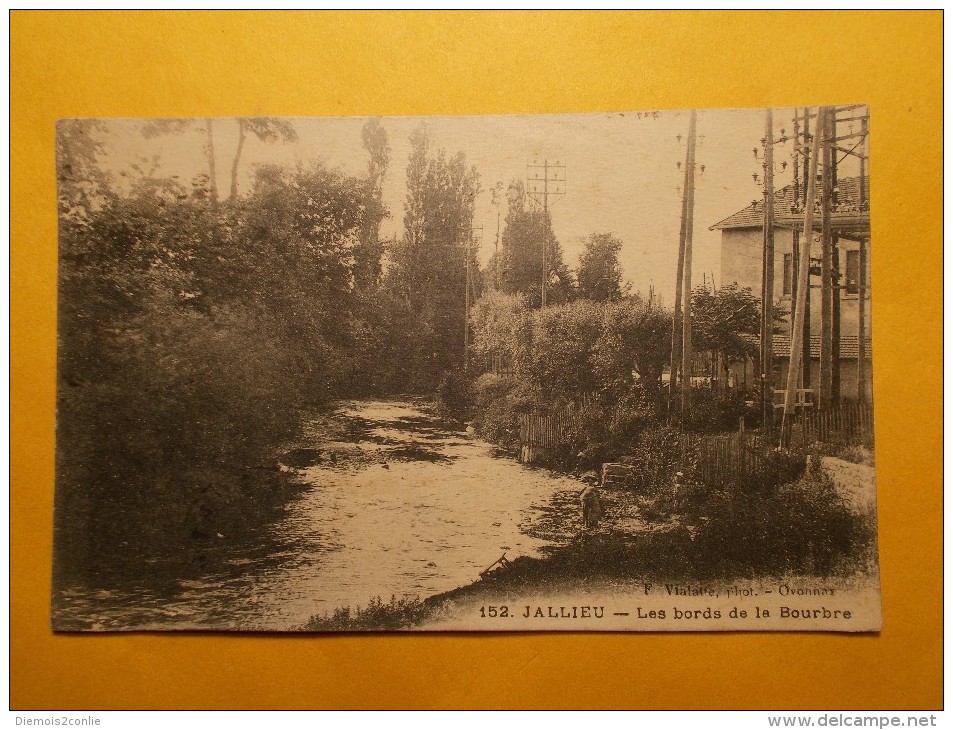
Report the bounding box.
[471,373,538,452]
[680,389,754,433]
[620,426,693,495]
[560,391,655,469]
[434,367,474,424]
[691,460,871,577]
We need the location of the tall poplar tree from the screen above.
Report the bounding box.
[496,179,574,308]
[387,123,480,389]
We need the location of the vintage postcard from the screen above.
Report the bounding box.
[52,107,879,632]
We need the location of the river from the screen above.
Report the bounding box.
[54,399,585,631]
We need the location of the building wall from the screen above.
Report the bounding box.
[720,227,768,296]
[726,356,872,403]
[720,226,873,401]
[719,227,873,341]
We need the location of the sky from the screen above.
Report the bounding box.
[96,107,864,303]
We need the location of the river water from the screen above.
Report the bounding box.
[54,399,584,631]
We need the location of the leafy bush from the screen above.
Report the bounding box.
[54,160,382,582]
[435,367,475,424]
[620,426,694,496]
[471,373,540,453]
[558,392,655,469]
[691,460,871,577]
[517,299,604,400]
[679,389,754,433]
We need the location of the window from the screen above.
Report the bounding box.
[782,253,793,296]
[844,249,860,295]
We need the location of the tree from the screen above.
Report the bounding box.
[56,119,113,221]
[228,118,298,201]
[498,180,574,307]
[386,123,480,389]
[141,119,218,202]
[353,118,391,289]
[233,162,368,395]
[691,283,761,386]
[140,117,299,204]
[518,299,604,401]
[591,297,672,416]
[54,140,373,575]
[469,290,529,369]
[577,232,626,302]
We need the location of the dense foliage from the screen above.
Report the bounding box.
[577,232,626,302]
[53,119,427,581]
[491,180,574,307]
[467,293,672,464]
[385,124,481,391]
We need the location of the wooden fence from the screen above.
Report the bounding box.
[680,401,873,487]
[519,398,873,486]
[790,400,874,447]
[520,398,873,449]
[677,431,806,489]
[517,396,592,448]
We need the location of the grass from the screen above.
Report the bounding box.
[303,595,434,631]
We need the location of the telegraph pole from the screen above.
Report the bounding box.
[494,207,501,290]
[820,106,834,411]
[490,181,503,290]
[856,114,869,403]
[464,230,471,351]
[543,160,548,308]
[830,109,841,404]
[681,110,698,420]
[668,153,690,411]
[462,225,482,360]
[798,108,812,395]
[761,108,776,432]
[781,106,824,446]
[527,159,566,308]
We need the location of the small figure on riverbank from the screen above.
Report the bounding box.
[580,485,605,529]
[672,471,685,508]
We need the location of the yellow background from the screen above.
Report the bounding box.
[11,11,942,709]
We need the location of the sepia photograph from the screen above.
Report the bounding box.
[52,107,879,632]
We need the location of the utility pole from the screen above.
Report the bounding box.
[820,106,834,411]
[857,114,869,403]
[681,109,698,421]
[668,113,693,415]
[494,207,501,290]
[788,107,800,420]
[830,109,841,404]
[781,106,824,446]
[464,229,471,352]
[797,108,812,396]
[527,159,566,308]
[491,181,503,290]
[542,161,547,308]
[462,225,482,360]
[798,107,821,396]
[761,108,776,432]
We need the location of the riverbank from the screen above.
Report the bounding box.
[303,454,879,632]
[303,522,880,632]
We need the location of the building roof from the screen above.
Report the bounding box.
[710,176,870,232]
[739,333,872,359]
[772,334,872,360]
